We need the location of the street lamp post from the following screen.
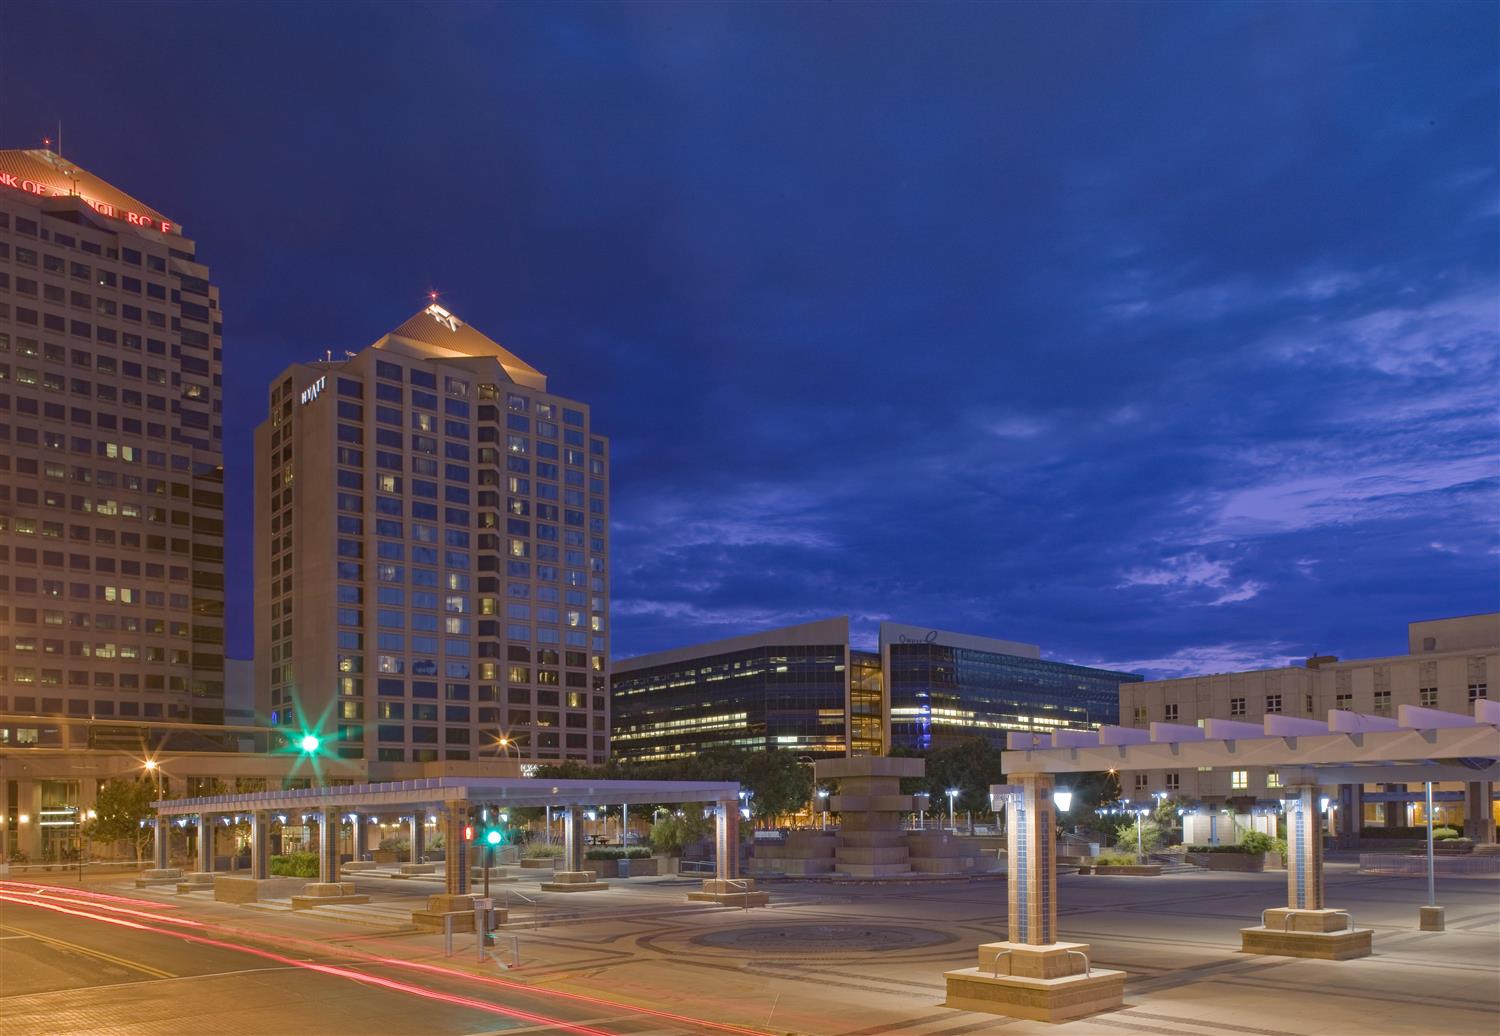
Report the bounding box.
[946,788,959,834]
[816,789,829,831]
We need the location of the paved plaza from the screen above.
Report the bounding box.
[2,860,1496,1035]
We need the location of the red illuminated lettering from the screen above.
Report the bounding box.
[159,221,172,234]
[0,173,16,188]
[21,179,47,195]
[126,212,146,225]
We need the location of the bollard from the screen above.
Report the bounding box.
[443,913,454,958]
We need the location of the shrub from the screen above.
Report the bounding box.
[1188,845,1253,854]
[1093,852,1140,867]
[1432,827,1460,841]
[524,842,565,858]
[270,852,319,877]
[377,835,410,853]
[584,847,652,861]
[1238,831,1274,854]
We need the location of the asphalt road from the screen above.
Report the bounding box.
[0,882,760,1036]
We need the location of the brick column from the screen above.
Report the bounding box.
[442,800,469,896]
[562,806,582,872]
[1285,784,1323,911]
[715,802,740,880]
[1467,781,1495,844]
[153,816,170,869]
[318,808,340,883]
[409,814,421,863]
[249,811,270,880]
[1337,784,1362,849]
[198,814,214,872]
[1000,773,1056,945]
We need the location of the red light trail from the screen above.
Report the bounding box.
[0,889,613,1036]
[0,880,772,1035]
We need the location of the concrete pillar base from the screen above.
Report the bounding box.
[944,942,1124,1022]
[399,862,438,875]
[291,881,371,909]
[540,869,608,892]
[688,877,769,907]
[174,872,215,894]
[411,893,478,931]
[135,867,184,887]
[1419,905,1445,931]
[1241,908,1372,959]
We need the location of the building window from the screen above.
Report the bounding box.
[1304,693,1314,715]
[1266,770,1281,789]
[1470,684,1489,702]
[1230,770,1248,791]
[1133,774,1148,794]
[1229,697,1246,718]
[1335,693,1353,711]
[1165,772,1180,792]
[1420,687,1438,708]
[1265,694,1282,715]
[1164,703,1178,722]
[1132,705,1147,726]
[1373,690,1392,717]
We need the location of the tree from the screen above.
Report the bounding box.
[921,738,1006,816]
[648,811,714,856]
[85,777,156,859]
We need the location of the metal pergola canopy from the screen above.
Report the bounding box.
[154,776,743,816]
[1002,701,1500,783]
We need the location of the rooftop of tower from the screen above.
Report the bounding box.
[371,302,547,390]
[0,147,178,234]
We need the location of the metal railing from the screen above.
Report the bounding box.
[985,947,1090,979]
[1258,908,1354,932]
[502,887,547,929]
[1359,853,1500,877]
[722,877,752,911]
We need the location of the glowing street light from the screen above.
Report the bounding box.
[1053,788,1074,813]
[299,734,321,753]
[946,788,959,833]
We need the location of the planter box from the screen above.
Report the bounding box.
[372,850,401,866]
[1093,865,1162,876]
[1187,852,1267,872]
[520,857,559,869]
[586,857,658,878]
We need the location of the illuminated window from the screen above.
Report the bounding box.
[1230,770,1248,790]
[1266,770,1281,789]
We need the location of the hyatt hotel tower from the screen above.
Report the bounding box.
[255,305,610,769]
[0,149,227,731]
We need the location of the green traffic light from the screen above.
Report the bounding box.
[485,829,502,846]
[299,734,320,753]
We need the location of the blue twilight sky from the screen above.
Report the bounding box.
[3,2,1496,676]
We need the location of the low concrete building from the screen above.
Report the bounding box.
[1116,614,1498,842]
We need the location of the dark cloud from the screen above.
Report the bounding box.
[4,1,1495,676]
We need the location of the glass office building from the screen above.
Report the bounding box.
[882,623,1139,752]
[611,618,1140,761]
[611,617,849,762]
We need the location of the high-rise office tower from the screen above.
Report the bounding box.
[255,304,610,770]
[0,149,226,732]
